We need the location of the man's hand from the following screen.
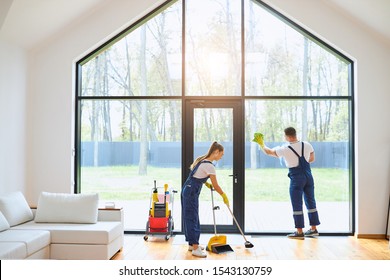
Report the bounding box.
[252,132,265,148]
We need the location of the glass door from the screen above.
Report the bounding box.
[183,99,244,233]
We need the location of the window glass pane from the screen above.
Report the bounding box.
[80,1,182,97]
[245,99,351,232]
[80,100,182,231]
[193,108,234,225]
[245,0,350,96]
[186,0,241,96]
[76,0,353,235]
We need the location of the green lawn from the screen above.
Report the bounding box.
[81,166,350,201]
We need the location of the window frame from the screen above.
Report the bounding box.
[74,0,355,235]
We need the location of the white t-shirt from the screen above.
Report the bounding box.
[275,141,314,168]
[193,161,216,179]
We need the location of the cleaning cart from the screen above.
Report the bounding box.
[143,181,176,241]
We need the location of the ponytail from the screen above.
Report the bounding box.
[190,141,224,170]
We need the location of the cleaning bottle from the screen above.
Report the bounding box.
[151,180,159,217]
[152,182,159,203]
[164,183,169,217]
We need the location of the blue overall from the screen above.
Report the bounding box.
[288,142,320,229]
[181,160,211,245]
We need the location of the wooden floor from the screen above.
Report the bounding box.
[113,234,390,260]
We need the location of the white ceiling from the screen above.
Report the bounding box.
[325,0,390,44]
[1,0,390,49]
[0,0,108,49]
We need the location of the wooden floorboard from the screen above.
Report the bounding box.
[113,234,390,260]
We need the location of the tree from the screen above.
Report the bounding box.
[138,25,148,175]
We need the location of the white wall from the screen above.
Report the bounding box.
[18,0,390,235]
[0,37,27,195]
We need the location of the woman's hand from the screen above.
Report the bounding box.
[221,193,229,206]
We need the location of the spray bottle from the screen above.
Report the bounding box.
[164,183,169,217]
[153,180,159,202]
[151,180,159,217]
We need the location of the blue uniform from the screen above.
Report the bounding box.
[181,160,211,245]
[288,142,320,228]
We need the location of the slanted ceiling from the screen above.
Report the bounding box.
[0,0,107,49]
[326,0,390,45]
[1,0,390,50]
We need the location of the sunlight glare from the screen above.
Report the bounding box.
[207,52,228,79]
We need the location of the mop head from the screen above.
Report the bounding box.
[252,132,265,148]
[245,241,254,248]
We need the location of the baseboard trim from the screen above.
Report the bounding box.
[355,233,387,239]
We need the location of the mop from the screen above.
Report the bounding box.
[226,205,254,248]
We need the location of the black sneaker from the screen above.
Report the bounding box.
[287,231,304,240]
[304,229,319,237]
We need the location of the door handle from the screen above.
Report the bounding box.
[229,174,238,184]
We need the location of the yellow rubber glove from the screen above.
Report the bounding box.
[252,132,265,148]
[204,182,212,189]
[221,193,229,206]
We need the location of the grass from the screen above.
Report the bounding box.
[81,166,350,202]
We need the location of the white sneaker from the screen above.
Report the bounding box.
[188,245,205,251]
[192,247,207,258]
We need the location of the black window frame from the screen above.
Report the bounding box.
[74,0,355,235]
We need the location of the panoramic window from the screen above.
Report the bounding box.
[76,0,353,234]
[243,1,352,233]
[79,98,182,231]
[244,100,351,233]
[76,1,183,231]
[185,0,241,96]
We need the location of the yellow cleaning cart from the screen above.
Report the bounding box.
[143,181,177,241]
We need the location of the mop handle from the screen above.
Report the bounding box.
[227,205,248,242]
[210,188,217,235]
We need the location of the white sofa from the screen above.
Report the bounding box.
[0,192,123,260]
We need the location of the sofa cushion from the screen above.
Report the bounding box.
[0,242,26,259]
[0,229,50,256]
[0,192,33,226]
[35,192,99,224]
[0,211,10,232]
[13,220,122,245]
